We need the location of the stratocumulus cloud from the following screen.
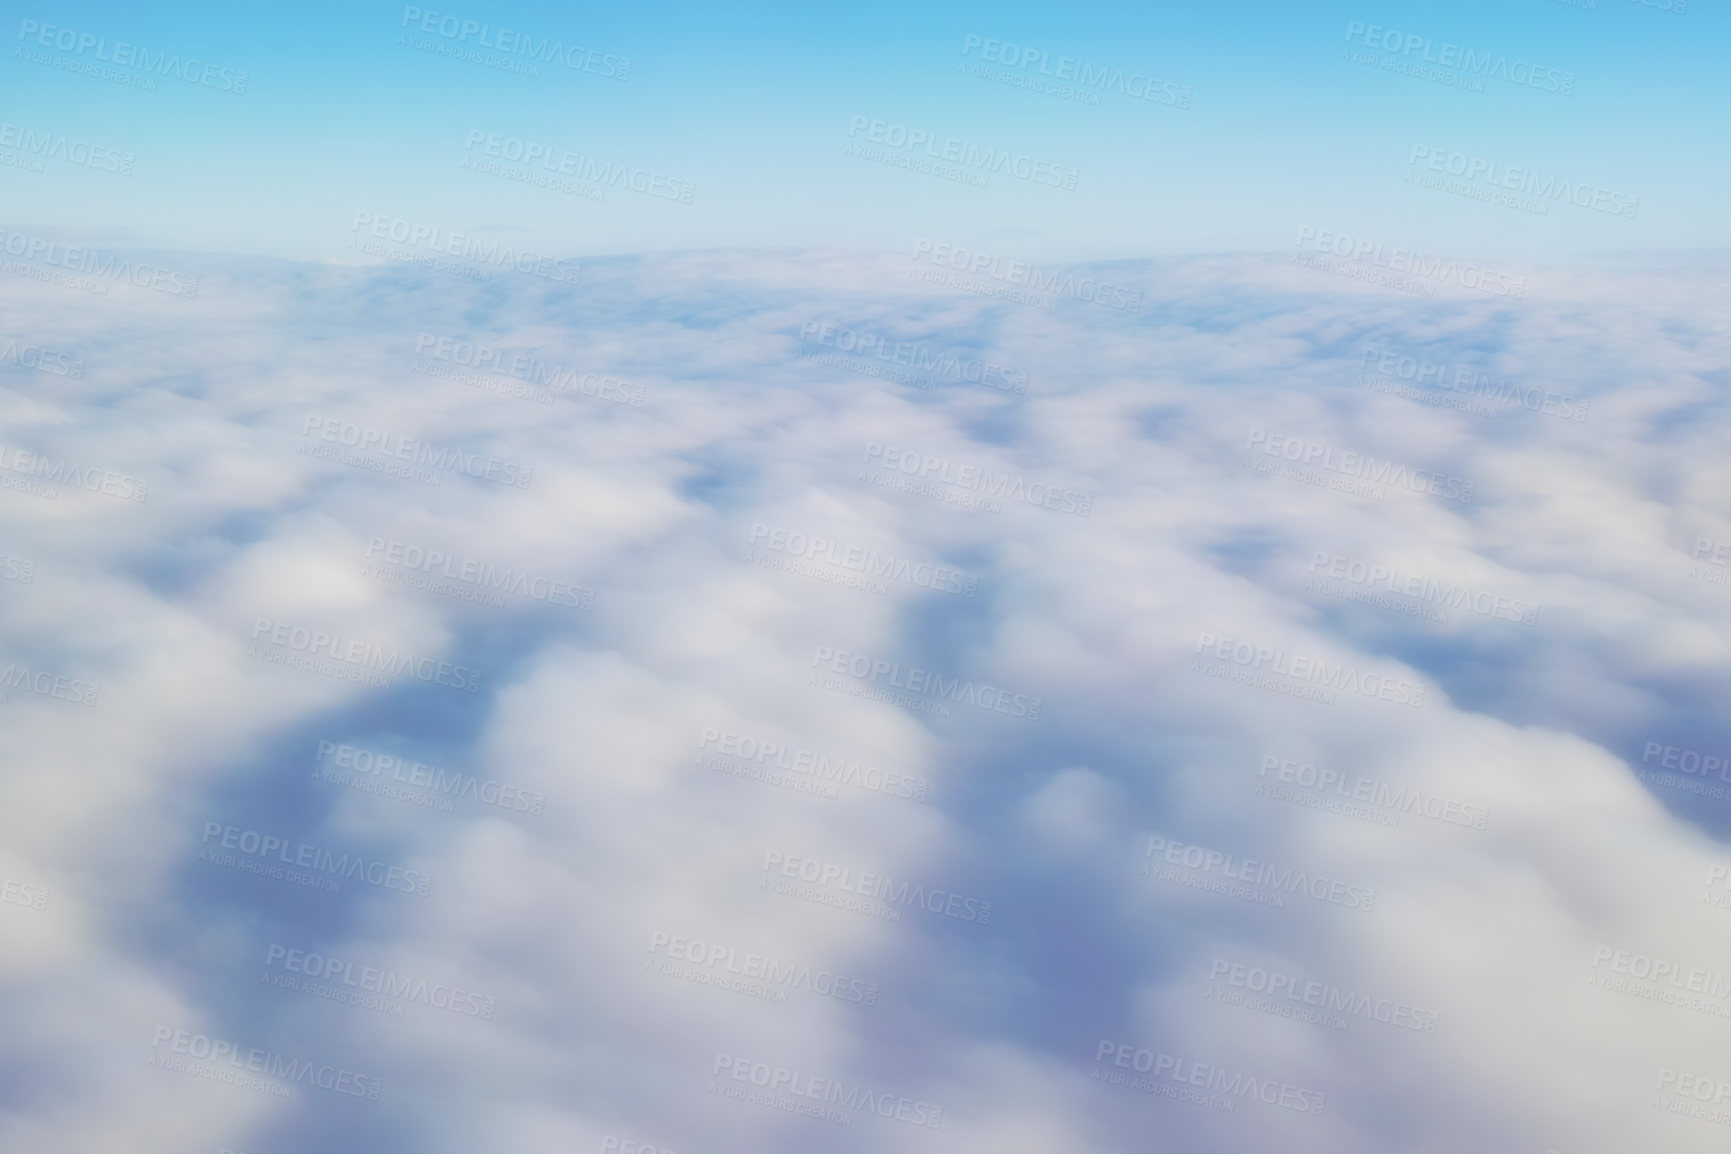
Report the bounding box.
[1,242,1730,1154]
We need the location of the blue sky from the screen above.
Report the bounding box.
[2,0,1724,262]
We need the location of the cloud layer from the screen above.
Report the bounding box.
[2,243,1730,1153]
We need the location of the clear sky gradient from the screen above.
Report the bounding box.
[2,2,1723,267]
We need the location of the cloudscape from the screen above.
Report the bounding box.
[2,3,1729,1153]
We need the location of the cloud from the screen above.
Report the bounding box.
[2,244,1730,1152]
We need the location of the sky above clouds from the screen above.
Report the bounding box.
[3,0,1728,263]
[3,3,1730,1153]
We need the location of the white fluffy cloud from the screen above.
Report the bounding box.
[2,243,1730,1152]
